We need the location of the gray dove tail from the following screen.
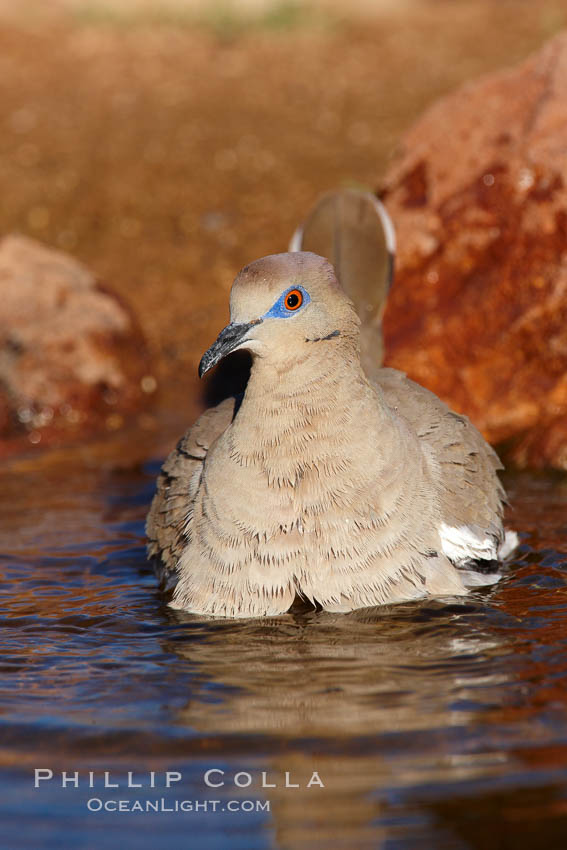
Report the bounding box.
[290,188,396,376]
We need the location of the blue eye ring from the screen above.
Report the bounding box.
[263,285,311,320]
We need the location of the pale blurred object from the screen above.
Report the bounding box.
[290,188,395,378]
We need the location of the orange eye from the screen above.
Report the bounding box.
[285,289,303,311]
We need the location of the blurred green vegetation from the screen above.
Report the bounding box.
[70,0,336,36]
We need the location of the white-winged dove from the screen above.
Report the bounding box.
[147,191,516,618]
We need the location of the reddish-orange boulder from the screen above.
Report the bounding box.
[0,234,151,455]
[382,32,567,470]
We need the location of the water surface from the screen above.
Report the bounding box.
[1,439,566,849]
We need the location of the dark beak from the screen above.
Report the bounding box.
[198,320,261,378]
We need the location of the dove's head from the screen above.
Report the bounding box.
[199,252,360,377]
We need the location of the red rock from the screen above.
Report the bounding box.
[0,234,151,455]
[381,32,567,470]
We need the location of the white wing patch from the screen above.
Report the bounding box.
[440,524,519,566]
[439,522,499,564]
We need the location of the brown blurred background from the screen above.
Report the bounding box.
[1,0,567,448]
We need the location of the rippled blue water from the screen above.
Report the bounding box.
[0,449,566,849]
